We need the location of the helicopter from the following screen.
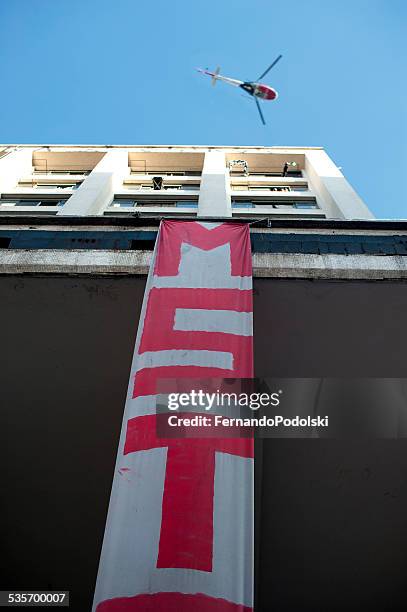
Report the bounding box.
[196,54,282,125]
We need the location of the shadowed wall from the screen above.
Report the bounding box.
[0,276,406,611]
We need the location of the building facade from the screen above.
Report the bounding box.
[1,144,407,611]
[0,144,373,220]
[2,143,405,280]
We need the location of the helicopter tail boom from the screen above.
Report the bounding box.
[196,67,243,87]
[211,66,220,86]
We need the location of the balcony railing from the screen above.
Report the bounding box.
[32,170,91,176]
[18,183,80,191]
[231,185,309,192]
[130,170,202,177]
[231,199,319,210]
[229,170,303,178]
[124,184,200,192]
[0,198,67,209]
[109,199,198,210]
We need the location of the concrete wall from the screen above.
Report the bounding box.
[305,149,374,220]
[1,248,406,280]
[0,147,33,195]
[58,150,128,216]
[198,151,231,216]
[0,275,406,610]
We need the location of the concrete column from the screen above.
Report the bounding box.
[198,151,231,217]
[305,150,374,220]
[0,148,33,195]
[58,150,128,216]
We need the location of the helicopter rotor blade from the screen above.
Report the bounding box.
[257,54,282,81]
[255,97,266,125]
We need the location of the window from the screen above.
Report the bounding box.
[130,170,202,176]
[175,202,198,208]
[27,183,80,191]
[232,202,254,208]
[0,198,67,207]
[33,169,90,176]
[232,185,309,193]
[127,184,153,191]
[246,171,303,178]
[109,198,198,210]
[232,185,292,192]
[270,204,296,209]
[135,201,175,207]
[293,201,318,209]
[268,186,291,192]
[231,199,318,210]
[131,238,156,250]
[126,183,199,192]
[164,185,199,191]
[110,199,136,208]
[0,237,11,248]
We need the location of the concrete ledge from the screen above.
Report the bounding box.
[0,215,406,231]
[253,252,407,280]
[1,249,407,280]
[0,249,151,275]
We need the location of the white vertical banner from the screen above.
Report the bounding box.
[93,221,254,612]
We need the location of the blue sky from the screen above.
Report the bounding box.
[0,0,406,218]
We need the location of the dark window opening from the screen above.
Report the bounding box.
[241,171,303,178]
[152,177,163,190]
[0,237,11,248]
[33,170,91,176]
[71,238,97,244]
[131,239,156,251]
[0,199,67,207]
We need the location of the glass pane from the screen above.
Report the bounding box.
[175,202,198,208]
[294,201,318,209]
[15,200,40,206]
[136,202,176,207]
[232,202,254,208]
[112,200,135,208]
